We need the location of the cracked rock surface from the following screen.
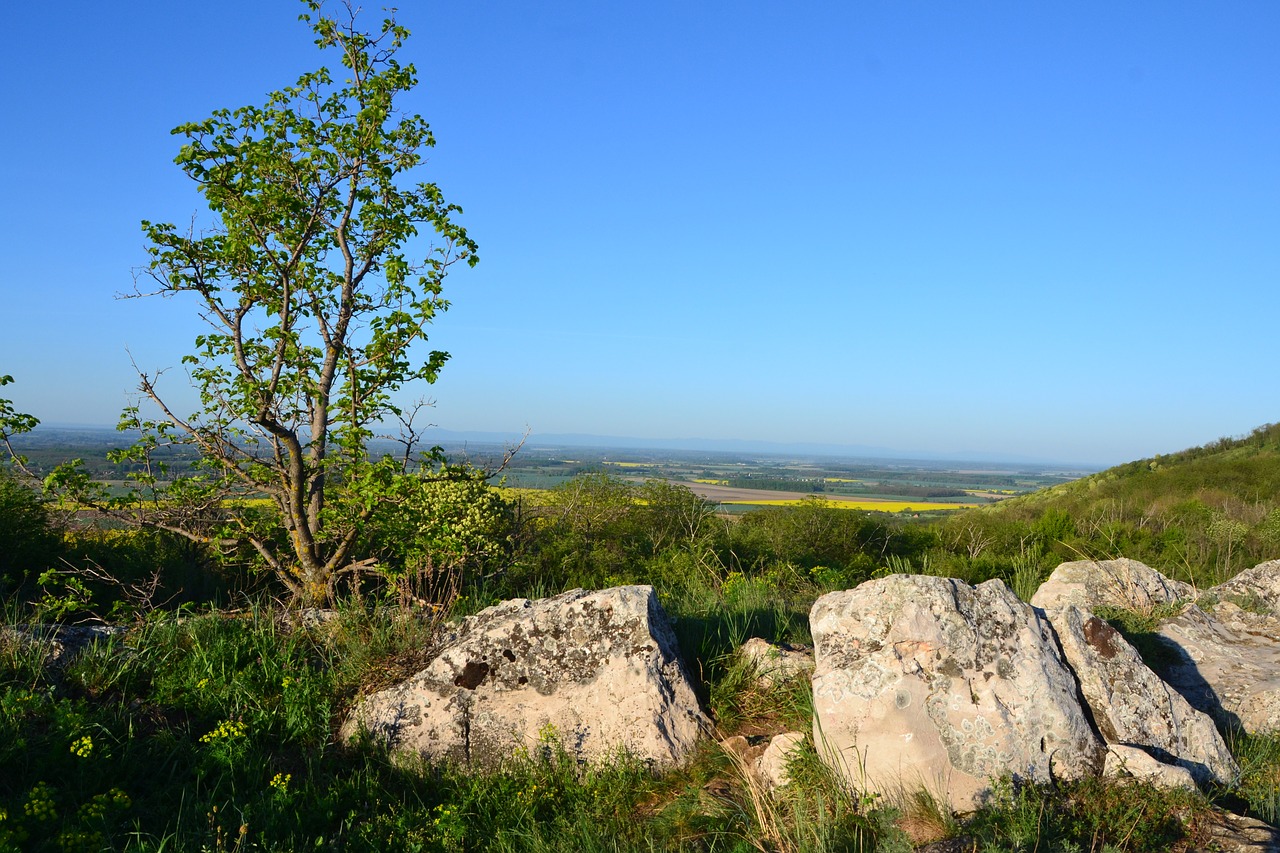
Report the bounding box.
[811,575,1102,811]
[1046,605,1238,785]
[342,585,707,767]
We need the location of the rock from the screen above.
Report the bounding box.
[1155,603,1280,734]
[754,732,806,790]
[1198,811,1280,853]
[1030,557,1280,735]
[811,575,1103,812]
[1,624,127,667]
[739,637,814,687]
[290,608,341,630]
[1212,559,1280,617]
[342,586,708,767]
[1031,558,1193,612]
[1047,606,1238,785]
[1102,744,1198,791]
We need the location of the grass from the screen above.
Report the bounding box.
[0,592,902,853]
[1228,728,1280,825]
[2,571,1276,851]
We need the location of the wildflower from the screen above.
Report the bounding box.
[23,783,56,822]
[57,828,104,852]
[270,772,291,793]
[200,720,249,743]
[69,735,94,758]
[196,678,209,689]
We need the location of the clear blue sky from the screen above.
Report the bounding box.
[2,1,1277,466]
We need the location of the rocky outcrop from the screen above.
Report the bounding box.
[1031,557,1280,735]
[342,586,707,766]
[811,575,1103,811]
[1,624,127,668]
[1199,811,1280,853]
[1030,558,1193,612]
[1046,605,1238,785]
[1212,559,1280,617]
[1155,601,1280,734]
[739,637,814,687]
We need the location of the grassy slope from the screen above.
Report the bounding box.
[999,422,1280,514]
[941,422,1280,587]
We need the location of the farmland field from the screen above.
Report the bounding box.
[675,481,980,511]
[6,427,1091,515]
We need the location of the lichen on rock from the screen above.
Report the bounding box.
[342,585,708,767]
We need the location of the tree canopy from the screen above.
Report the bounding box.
[114,1,478,604]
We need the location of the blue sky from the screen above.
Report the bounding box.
[2,2,1277,466]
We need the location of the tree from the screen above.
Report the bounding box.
[115,2,478,604]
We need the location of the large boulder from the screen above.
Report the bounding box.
[811,575,1103,811]
[1030,558,1193,612]
[1155,601,1280,734]
[342,586,707,766]
[1046,605,1238,785]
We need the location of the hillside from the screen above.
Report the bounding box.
[962,422,1280,585]
[1007,422,1280,509]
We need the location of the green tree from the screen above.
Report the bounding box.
[113,3,478,604]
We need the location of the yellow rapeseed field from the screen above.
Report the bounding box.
[721,499,977,512]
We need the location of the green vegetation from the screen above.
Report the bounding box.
[2,0,1278,841]
[953,423,1280,589]
[42,2,481,608]
[2,446,1279,849]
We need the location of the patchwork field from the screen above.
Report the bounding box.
[679,480,981,511]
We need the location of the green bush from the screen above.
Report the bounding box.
[0,471,59,594]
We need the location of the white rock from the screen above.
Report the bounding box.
[342,586,707,766]
[1103,744,1198,791]
[739,637,814,687]
[754,732,807,790]
[1046,606,1238,785]
[1031,558,1193,612]
[811,575,1103,812]
[1212,559,1280,616]
[1156,603,1280,735]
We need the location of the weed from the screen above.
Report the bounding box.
[1227,728,1280,824]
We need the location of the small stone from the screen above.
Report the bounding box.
[1103,745,1197,791]
[739,637,814,687]
[753,731,806,790]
